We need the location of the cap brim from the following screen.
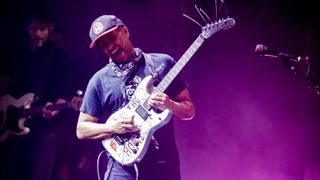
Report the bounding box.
[89,26,119,48]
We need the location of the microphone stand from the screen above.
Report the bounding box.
[281,58,320,98]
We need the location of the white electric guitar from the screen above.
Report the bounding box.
[102,17,236,165]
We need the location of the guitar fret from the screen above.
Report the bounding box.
[171,68,178,75]
[187,49,194,56]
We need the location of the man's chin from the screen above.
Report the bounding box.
[111,53,127,63]
[32,39,44,46]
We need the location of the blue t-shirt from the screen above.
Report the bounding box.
[81,52,187,165]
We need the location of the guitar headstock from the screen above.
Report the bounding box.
[201,17,235,39]
[183,3,236,40]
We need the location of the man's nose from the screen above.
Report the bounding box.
[105,41,115,51]
[35,29,42,36]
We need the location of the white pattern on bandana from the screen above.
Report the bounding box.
[109,48,143,107]
[109,48,142,77]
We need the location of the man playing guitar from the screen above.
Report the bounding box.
[76,14,195,180]
[0,11,75,180]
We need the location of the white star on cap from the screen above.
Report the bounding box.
[93,22,104,34]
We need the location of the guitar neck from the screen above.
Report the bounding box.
[155,35,205,93]
[18,102,69,118]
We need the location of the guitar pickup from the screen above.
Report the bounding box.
[135,105,149,120]
[113,135,124,145]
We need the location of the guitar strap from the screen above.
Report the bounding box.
[143,53,159,79]
[123,52,159,86]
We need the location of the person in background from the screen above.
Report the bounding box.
[48,27,67,49]
[76,14,195,180]
[0,11,75,180]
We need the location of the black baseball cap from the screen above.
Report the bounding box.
[89,15,124,48]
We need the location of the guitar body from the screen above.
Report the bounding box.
[102,75,172,165]
[0,93,34,141]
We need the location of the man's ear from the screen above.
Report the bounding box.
[123,26,130,37]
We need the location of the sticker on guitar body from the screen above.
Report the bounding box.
[127,88,149,110]
[109,137,143,156]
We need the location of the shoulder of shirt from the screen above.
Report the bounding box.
[145,52,175,63]
[89,63,113,81]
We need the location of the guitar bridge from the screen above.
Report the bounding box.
[113,132,140,145]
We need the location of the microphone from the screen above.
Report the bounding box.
[255,44,301,62]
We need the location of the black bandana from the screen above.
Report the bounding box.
[109,48,142,77]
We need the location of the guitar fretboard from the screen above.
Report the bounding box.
[155,35,205,93]
[142,35,205,110]
[18,103,69,118]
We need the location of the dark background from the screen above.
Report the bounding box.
[2,0,320,179]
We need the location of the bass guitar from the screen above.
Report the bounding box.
[0,93,82,142]
[102,17,236,165]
